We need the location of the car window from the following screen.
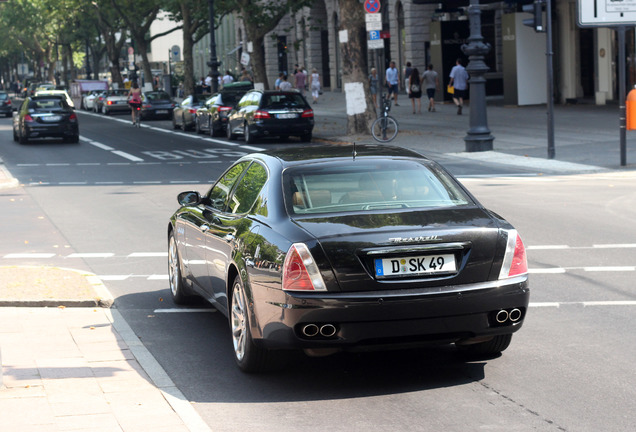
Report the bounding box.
[207,161,251,212]
[227,162,268,214]
[29,99,66,110]
[146,92,170,100]
[262,94,306,108]
[218,93,240,106]
[237,94,251,109]
[0,93,8,100]
[284,160,473,215]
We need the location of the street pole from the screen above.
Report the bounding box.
[546,0,555,159]
[207,0,220,94]
[462,0,494,152]
[618,26,627,167]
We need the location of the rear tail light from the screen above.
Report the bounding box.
[4,99,11,106]
[143,104,151,108]
[107,100,113,105]
[189,108,197,114]
[254,110,271,119]
[301,109,314,118]
[499,230,528,279]
[69,113,77,122]
[24,114,34,122]
[282,243,326,292]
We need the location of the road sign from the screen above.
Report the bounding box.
[365,13,381,23]
[364,0,381,14]
[369,30,380,40]
[368,39,384,50]
[578,0,636,27]
[366,20,382,31]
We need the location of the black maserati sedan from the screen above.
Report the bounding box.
[168,145,529,372]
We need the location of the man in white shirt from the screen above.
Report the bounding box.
[385,61,400,106]
[222,71,234,85]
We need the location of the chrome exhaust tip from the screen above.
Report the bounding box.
[302,324,319,337]
[509,308,522,322]
[495,310,509,323]
[320,324,337,338]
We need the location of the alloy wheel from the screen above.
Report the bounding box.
[231,282,247,361]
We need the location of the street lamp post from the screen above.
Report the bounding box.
[462,0,494,152]
[207,0,220,94]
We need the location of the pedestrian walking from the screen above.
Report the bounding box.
[449,58,469,115]
[279,74,292,91]
[310,68,321,103]
[385,60,400,106]
[275,72,285,90]
[407,67,422,114]
[369,68,379,109]
[422,64,439,112]
[295,67,306,96]
[403,61,413,96]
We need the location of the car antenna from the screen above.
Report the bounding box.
[352,142,357,160]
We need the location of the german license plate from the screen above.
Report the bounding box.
[276,113,297,119]
[42,115,62,122]
[374,254,456,278]
[156,110,168,114]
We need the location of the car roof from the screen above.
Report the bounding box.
[251,144,428,166]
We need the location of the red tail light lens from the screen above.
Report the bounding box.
[282,243,326,291]
[254,110,271,119]
[107,100,113,105]
[69,113,77,121]
[4,99,11,106]
[189,108,197,114]
[24,114,34,122]
[301,109,314,118]
[499,230,528,279]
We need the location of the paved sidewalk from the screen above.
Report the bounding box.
[0,305,211,432]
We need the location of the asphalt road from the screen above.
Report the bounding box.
[1,110,635,431]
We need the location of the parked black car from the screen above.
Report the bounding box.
[172,94,207,131]
[0,91,12,117]
[168,144,529,372]
[140,91,175,120]
[13,95,79,144]
[195,81,253,136]
[226,90,314,143]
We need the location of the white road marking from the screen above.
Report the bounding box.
[153,308,217,313]
[530,301,636,308]
[111,150,144,162]
[3,253,56,259]
[128,252,168,258]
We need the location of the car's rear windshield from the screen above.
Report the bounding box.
[262,94,306,109]
[284,160,473,215]
[217,93,240,106]
[109,90,128,96]
[29,98,67,110]
[0,93,8,100]
[146,92,170,100]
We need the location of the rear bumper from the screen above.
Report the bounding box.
[25,124,78,138]
[250,276,529,350]
[249,119,314,137]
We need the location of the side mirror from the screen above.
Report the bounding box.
[177,191,202,206]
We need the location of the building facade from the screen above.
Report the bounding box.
[191,0,633,106]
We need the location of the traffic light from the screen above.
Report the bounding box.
[522,1,544,32]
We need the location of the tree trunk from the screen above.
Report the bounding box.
[181,4,195,96]
[247,32,268,89]
[338,0,376,135]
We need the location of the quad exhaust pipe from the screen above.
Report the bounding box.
[494,308,523,325]
[301,323,338,338]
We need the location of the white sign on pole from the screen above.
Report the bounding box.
[368,39,384,49]
[366,21,382,31]
[578,0,636,27]
[240,52,250,66]
[365,13,382,23]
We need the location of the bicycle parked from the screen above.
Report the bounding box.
[371,93,398,142]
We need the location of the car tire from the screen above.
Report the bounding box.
[244,124,254,144]
[230,276,270,373]
[226,122,236,140]
[102,105,109,115]
[172,114,179,129]
[300,132,312,143]
[195,116,202,134]
[458,333,512,358]
[69,135,80,144]
[168,233,193,305]
[209,119,219,137]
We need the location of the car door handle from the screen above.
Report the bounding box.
[201,225,210,233]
